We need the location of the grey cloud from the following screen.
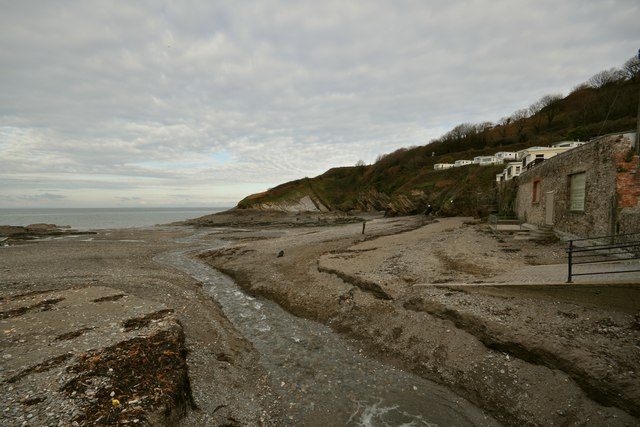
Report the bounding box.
[1,1,638,207]
[0,193,67,202]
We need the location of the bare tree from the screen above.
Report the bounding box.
[570,82,591,94]
[499,116,511,126]
[498,116,511,137]
[587,67,625,88]
[443,123,477,143]
[511,108,529,137]
[528,99,543,117]
[478,121,494,132]
[511,108,529,121]
[538,93,564,126]
[622,55,640,81]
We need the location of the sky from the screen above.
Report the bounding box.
[1,1,638,208]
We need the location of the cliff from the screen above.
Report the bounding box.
[237,162,504,217]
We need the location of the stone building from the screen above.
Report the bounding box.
[515,132,639,237]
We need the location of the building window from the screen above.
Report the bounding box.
[569,172,586,211]
[532,180,541,203]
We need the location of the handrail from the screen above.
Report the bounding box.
[567,231,640,242]
[566,235,640,283]
[569,241,640,253]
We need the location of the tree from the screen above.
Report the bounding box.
[538,93,563,126]
[445,123,477,142]
[622,55,640,81]
[570,82,591,94]
[587,67,625,88]
[478,121,493,132]
[498,116,511,137]
[499,116,511,126]
[511,108,529,137]
[528,100,543,117]
[527,94,563,133]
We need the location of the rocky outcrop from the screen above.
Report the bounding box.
[1,287,193,426]
[0,224,62,236]
[0,224,94,245]
[355,189,430,216]
[184,208,363,228]
[250,194,330,212]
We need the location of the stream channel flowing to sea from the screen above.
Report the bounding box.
[156,229,498,426]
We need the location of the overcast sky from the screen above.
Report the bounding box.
[1,1,638,208]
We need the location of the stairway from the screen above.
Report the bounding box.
[515,223,557,241]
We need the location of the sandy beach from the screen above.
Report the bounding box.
[1,215,639,426]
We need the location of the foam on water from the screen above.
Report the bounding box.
[349,399,438,427]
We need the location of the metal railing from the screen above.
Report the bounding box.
[566,232,640,283]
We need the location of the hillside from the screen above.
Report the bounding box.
[238,60,640,218]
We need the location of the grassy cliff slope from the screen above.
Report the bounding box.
[238,75,639,217]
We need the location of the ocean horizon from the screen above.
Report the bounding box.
[0,207,228,230]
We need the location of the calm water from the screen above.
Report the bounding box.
[0,207,227,230]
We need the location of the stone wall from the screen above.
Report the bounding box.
[515,133,639,237]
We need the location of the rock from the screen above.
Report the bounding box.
[25,223,59,232]
[1,286,193,426]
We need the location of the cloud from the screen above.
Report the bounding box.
[0,0,638,207]
[0,193,67,203]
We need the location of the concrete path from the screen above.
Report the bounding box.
[481,260,640,285]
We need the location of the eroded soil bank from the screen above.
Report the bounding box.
[197,215,640,426]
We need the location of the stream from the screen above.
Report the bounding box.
[157,230,498,426]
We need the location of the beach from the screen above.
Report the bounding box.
[1,215,639,426]
[1,226,279,426]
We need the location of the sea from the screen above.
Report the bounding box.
[0,207,228,230]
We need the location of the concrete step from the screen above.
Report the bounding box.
[518,223,556,241]
[529,231,556,241]
[513,231,532,240]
